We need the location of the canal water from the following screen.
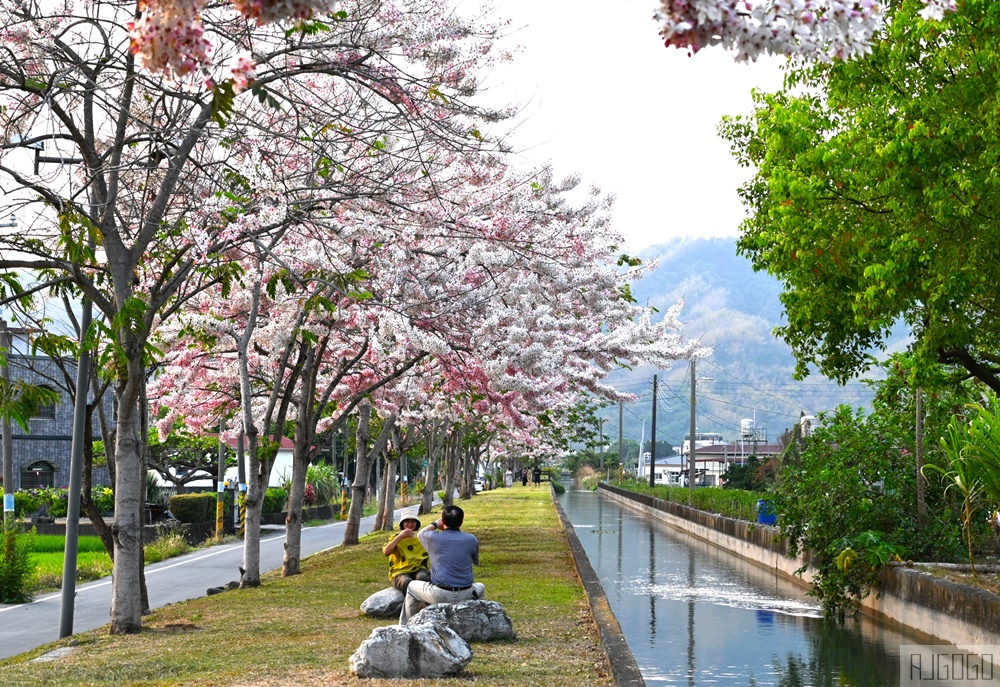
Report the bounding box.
[559,486,933,686]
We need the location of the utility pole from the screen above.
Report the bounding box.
[689,359,697,490]
[649,374,657,489]
[618,402,624,473]
[598,417,607,470]
[60,286,93,637]
[1,321,12,522]
[215,418,226,541]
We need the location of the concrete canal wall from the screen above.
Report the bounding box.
[598,483,1000,646]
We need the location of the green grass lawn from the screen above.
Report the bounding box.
[30,535,113,590]
[1,486,616,687]
[28,532,192,592]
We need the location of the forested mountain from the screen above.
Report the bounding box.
[599,237,906,463]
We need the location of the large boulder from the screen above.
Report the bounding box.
[360,587,405,617]
[349,623,472,678]
[410,600,515,642]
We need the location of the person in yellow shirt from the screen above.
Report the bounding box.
[383,516,431,592]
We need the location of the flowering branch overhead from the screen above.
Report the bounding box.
[655,0,957,62]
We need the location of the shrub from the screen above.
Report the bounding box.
[263,487,288,514]
[145,532,190,564]
[48,489,69,518]
[91,486,114,514]
[0,521,36,603]
[305,464,338,505]
[169,493,217,523]
[13,492,39,518]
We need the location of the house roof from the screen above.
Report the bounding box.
[693,443,783,458]
[210,434,295,451]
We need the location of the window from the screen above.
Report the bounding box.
[21,460,56,489]
[32,386,57,420]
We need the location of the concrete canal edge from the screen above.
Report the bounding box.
[553,495,646,687]
[598,482,1000,647]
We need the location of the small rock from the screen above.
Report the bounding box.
[360,587,405,617]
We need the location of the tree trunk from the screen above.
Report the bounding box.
[240,426,264,588]
[81,402,114,558]
[283,345,317,577]
[373,450,389,532]
[442,428,463,507]
[282,447,306,576]
[377,451,396,532]
[420,421,446,515]
[343,402,396,545]
[109,368,145,634]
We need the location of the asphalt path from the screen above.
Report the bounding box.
[0,509,409,660]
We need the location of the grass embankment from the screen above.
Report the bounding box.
[1,487,615,687]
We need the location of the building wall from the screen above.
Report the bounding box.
[7,354,113,491]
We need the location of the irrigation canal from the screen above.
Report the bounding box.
[558,486,938,686]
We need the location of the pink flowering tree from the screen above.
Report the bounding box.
[0,0,509,631]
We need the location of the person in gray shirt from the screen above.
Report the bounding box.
[398,504,486,625]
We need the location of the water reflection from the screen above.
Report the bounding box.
[560,488,927,685]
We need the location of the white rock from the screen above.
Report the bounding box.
[360,587,405,617]
[349,623,473,678]
[410,600,515,642]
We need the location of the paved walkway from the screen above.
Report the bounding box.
[0,509,414,660]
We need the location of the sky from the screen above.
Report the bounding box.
[478,0,787,253]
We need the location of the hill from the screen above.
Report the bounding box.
[598,237,906,462]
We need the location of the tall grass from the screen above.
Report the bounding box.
[612,479,761,521]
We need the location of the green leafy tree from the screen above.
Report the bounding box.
[776,401,962,618]
[720,0,1000,393]
[145,427,227,491]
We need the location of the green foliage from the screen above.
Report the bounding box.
[720,0,1000,392]
[13,491,39,518]
[306,463,338,506]
[262,487,288,514]
[147,471,164,506]
[0,521,36,603]
[168,493,217,523]
[618,479,761,521]
[144,533,190,564]
[720,455,773,492]
[775,402,960,618]
[929,392,1000,573]
[0,379,60,432]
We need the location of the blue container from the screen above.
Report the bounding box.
[756,499,777,525]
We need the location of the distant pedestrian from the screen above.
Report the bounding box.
[521,468,528,487]
[504,469,513,488]
[532,466,542,487]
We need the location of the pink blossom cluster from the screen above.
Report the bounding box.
[655,0,958,62]
[128,0,213,77]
